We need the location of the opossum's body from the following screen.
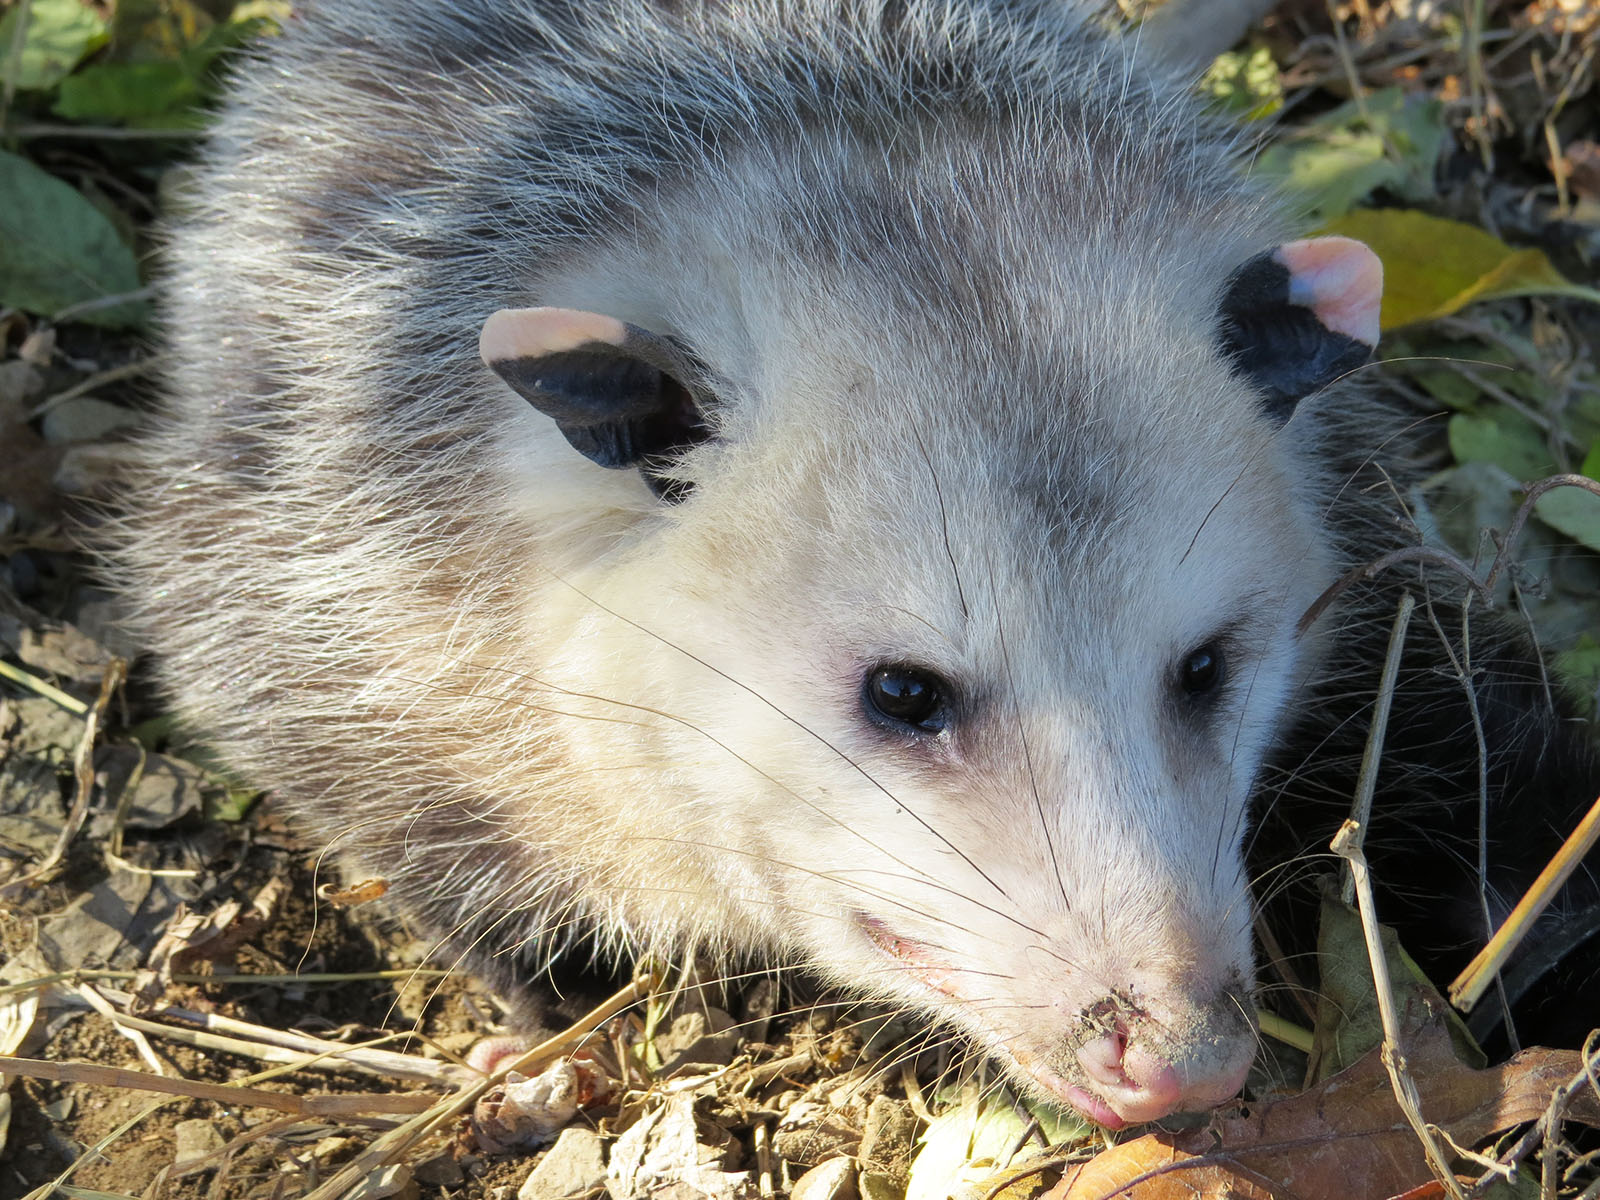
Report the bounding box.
[113,0,1599,1125]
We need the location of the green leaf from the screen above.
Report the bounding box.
[1309,899,1483,1084]
[1259,131,1401,221]
[1414,460,1522,564]
[208,782,261,823]
[1570,393,1600,462]
[1447,408,1556,479]
[1552,634,1600,719]
[50,13,272,126]
[102,0,214,64]
[53,58,201,123]
[1321,208,1600,330]
[1201,45,1283,120]
[0,0,109,92]
[0,149,145,327]
[1409,365,1483,410]
[1533,446,1600,552]
[908,1087,1089,1200]
[1254,88,1445,220]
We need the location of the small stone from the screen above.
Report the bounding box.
[54,442,140,498]
[655,1007,740,1072]
[789,1157,858,1200]
[361,1163,419,1200]
[18,328,55,368]
[0,361,43,407]
[40,396,139,445]
[1565,139,1600,201]
[173,1118,224,1166]
[414,1153,465,1187]
[69,590,143,660]
[858,1171,905,1200]
[518,1126,606,1200]
[772,1116,860,1168]
[857,1097,917,1185]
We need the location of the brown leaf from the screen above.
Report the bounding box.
[1052,1138,1285,1199]
[0,365,61,519]
[1048,1004,1599,1200]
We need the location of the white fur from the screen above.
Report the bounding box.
[110,0,1351,1121]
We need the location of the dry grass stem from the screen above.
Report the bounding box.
[0,967,452,999]
[1330,590,1464,1200]
[0,658,89,715]
[0,1055,440,1116]
[1449,794,1600,1012]
[83,1001,455,1086]
[1332,820,1468,1200]
[301,970,657,1200]
[0,658,125,900]
[1341,592,1416,904]
[73,983,166,1076]
[28,355,162,419]
[1301,474,1600,639]
[128,993,470,1084]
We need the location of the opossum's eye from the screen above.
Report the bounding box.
[864,666,950,733]
[1179,644,1226,697]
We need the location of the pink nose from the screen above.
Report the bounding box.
[1075,1019,1251,1125]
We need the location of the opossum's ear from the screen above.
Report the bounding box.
[1218,236,1383,424]
[480,307,711,500]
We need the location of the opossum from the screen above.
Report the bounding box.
[110,0,1600,1127]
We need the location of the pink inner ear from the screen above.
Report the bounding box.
[479,306,629,365]
[1276,237,1384,347]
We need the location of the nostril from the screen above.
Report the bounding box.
[1069,990,1256,1125]
[1076,1033,1127,1087]
[1075,1035,1185,1124]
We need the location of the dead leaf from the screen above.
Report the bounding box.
[131,876,288,1004]
[0,369,62,519]
[1046,1009,1598,1200]
[1319,209,1600,330]
[1052,1139,1284,1199]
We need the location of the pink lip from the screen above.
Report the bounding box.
[853,914,1127,1129]
[856,914,967,997]
[1004,1050,1128,1130]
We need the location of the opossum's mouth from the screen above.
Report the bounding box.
[855,914,966,997]
[853,913,1129,1129]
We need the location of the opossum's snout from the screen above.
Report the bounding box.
[1063,985,1257,1127]
[858,907,1255,1126]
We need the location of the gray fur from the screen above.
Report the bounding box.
[110,0,1355,1123]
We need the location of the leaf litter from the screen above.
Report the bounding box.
[2,0,1600,1198]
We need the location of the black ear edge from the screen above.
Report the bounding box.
[1219,252,1376,424]
[487,343,667,428]
[486,338,713,488]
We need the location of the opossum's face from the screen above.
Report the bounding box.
[485,238,1381,1127]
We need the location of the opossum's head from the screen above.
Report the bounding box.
[481,232,1380,1126]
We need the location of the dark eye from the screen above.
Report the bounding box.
[1180,643,1226,696]
[863,665,950,732]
